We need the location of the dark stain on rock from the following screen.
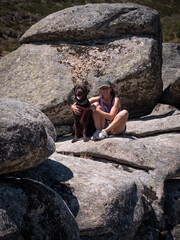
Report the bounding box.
[144,186,158,203]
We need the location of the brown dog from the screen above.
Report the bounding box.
[72,84,95,143]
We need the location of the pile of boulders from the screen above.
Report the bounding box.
[0,3,179,240]
[0,98,80,239]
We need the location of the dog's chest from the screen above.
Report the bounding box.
[75,102,91,124]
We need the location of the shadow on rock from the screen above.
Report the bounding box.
[164,179,180,239]
[0,177,80,240]
[5,158,80,218]
[134,196,160,240]
[138,110,177,121]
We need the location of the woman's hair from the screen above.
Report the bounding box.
[110,86,115,97]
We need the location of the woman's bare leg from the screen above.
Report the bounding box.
[104,110,129,134]
[92,103,105,130]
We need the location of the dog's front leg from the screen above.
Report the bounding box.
[82,126,89,142]
[82,117,89,142]
[72,116,79,143]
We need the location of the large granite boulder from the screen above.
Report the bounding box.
[19,3,161,43]
[0,3,162,126]
[0,98,56,175]
[160,43,180,108]
[0,178,80,240]
[0,44,74,125]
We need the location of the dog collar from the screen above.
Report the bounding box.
[76,98,88,106]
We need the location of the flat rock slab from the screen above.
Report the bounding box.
[56,136,156,170]
[20,3,161,43]
[55,132,180,227]
[0,98,56,175]
[126,111,180,137]
[56,133,180,176]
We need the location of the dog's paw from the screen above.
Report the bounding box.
[72,137,78,143]
[83,137,89,142]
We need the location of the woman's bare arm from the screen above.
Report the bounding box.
[71,102,81,115]
[89,96,100,104]
[95,97,121,121]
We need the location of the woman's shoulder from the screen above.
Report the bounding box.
[112,96,120,102]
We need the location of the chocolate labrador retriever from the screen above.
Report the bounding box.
[72,84,95,143]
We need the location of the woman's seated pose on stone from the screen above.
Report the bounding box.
[71,80,128,140]
[89,80,129,140]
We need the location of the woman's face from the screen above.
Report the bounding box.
[99,86,111,96]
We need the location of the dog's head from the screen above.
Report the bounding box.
[73,84,89,103]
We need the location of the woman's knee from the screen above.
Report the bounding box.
[115,109,129,120]
[122,109,129,120]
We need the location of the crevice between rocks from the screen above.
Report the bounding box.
[28,33,158,46]
[56,150,152,173]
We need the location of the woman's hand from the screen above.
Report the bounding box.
[90,104,97,112]
[71,103,81,115]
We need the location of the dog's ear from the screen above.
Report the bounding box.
[82,84,90,95]
[83,81,91,95]
[86,87,90,95]
[73,85,77,92]
[85,85,90,95]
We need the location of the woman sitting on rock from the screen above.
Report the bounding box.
[89,80,129,140]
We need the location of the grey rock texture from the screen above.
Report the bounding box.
[55,36,162,118]
[57,137,158,170]
[126,108,180,137]
[55,124,73,136]
[0,37,162,122]
[1,3,179,240]
[7,103,179,239]
[164,179,180,240]
[55,133,180,185]
[0,3,163,124]
[160,43,180,108]
[0,44,74,125]
[9,154,147,239]
[19,3,161,43]
[8,130,180,239]
[1,100,179,239]
[0,178,80,240]
[0,98,56,175]
[148,103,177,116]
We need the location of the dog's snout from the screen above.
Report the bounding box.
[77,88,83,95]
